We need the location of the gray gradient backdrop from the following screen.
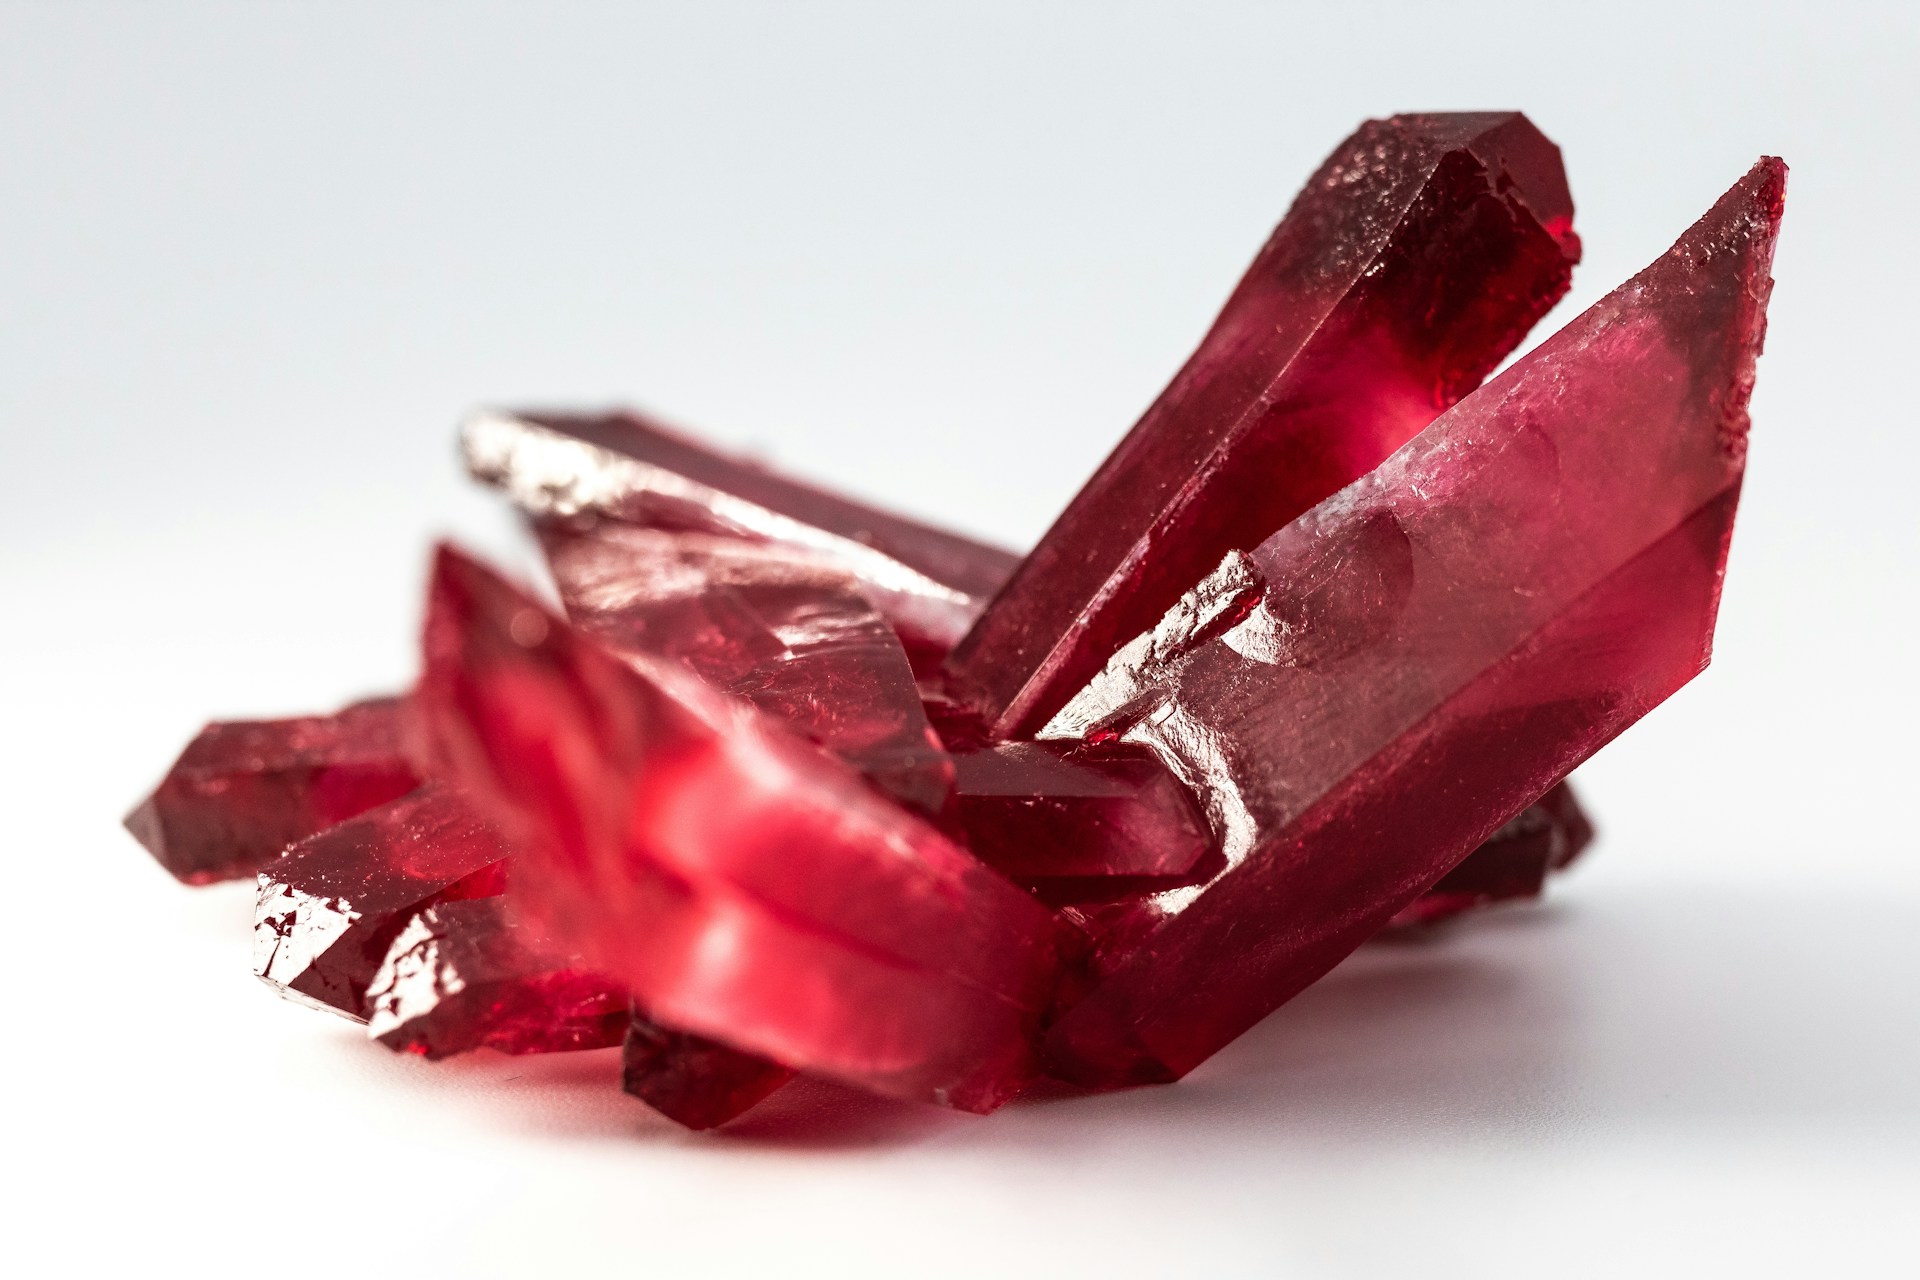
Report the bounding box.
[4,3,1915,1276]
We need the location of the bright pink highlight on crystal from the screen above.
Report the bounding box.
[125,697,420,884]
[252,785,511,1019]
[410,546,1066,1112]
[1039,160,1783,1087]
[948,112,1583,736]
[365,897,628,1057]
[542,524,952,814]
[1394,781,1594,926]
[622,1015,797,1131]
[463,409,1017,670]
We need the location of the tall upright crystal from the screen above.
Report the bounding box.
[948,113,1583,735]
[1040,160,1783,1087]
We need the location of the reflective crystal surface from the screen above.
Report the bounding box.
[252,785,511,1019]
[947,112,1583,736]
[543,524,951,814]
[125,697,420,884]
[411,546,1066,1112]
[463,408,1017,669]
[951,741,1217,901]
[365,897,628,1057]
[1039,160,1784,1087]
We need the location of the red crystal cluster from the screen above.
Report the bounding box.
[127,114,1784,1129]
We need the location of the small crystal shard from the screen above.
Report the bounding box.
[1038,159,1784,1087]
[125,697,420,883]
[950,741,1217,898]
[542,523,952,814]
[253,785,511,1019]
[365,897,628,1057]
[1393,781,1594,926]
[411,546,1067,1112]
[463,409,1018,669]
[622,1015,796,1130]
[947,112,1583,736]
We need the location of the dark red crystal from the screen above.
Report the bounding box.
[253,785,510,1019]
[1393,781,1594,926]
[1038,160,1783,1087]
[950,741,1217,899]
[410,546,1066,1112]
[946,112,1583,736]
[463,409,1018,670]
[622,1015,797,1131]
[541,523,951,814]
[365,897,628,1057]
[125,697,420,884]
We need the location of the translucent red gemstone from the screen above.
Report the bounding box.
[621,1015,796,1131]
[365,897,628,1057]
[946,112,1583,737]
[125,697,420,884]
[126,114,1785,1134]
[541,523,952,814]
[1039,160,1783,1086]
[410,546,1067,1112]
[1393,781,1594,926]
[253,785,510,1019]
[463,409,1017,671]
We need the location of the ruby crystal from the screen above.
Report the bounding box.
[1038,160,1784,1086]
[950,741,1218,899]
[253,785,510,1019]
[541,523,952,814]
[1393,782,1593,927]
[126,114,1784,1133]
[410,546,1067,1112]
[126,697,419,884]
[946,112,1583,737]
[365,897,628,1057]
[622,1016,797,1131]
[463,409,1018,671]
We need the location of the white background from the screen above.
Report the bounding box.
[4,3,1915,1276]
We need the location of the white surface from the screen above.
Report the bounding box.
[4,3,1916,1276]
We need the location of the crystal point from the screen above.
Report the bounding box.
[411,545,1066,1112]
[463,409,1017,668]
[1039,159,1783,1087]
[252,785,511,1020]
[126,697,420,884]
[948,112,1583,736]
[365,897,628,1057]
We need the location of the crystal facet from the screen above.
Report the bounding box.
[365,897,628,1057]
[1394,781,1594,926]
[410,546,1067,1112]
[542,523,952,814]
[950,741,1217,900]
[622,1015,797,1131]
[1038,160,1783,1087]
[125,697,420,884]
[463,409,1017,669]
[252,785,511,1019]
[947,112,1583,736]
